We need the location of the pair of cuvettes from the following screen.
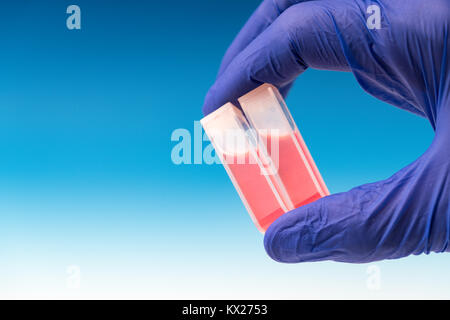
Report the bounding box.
[201,84,329,232]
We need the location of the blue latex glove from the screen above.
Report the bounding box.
[203,0,450,263]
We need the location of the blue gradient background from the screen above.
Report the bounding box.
[0,0,448,299]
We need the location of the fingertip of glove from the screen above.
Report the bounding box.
[202,104,212,117]
[263,212,297,263]
[202,89,215,116]
[263,228,283,263]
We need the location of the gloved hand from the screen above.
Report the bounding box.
[203,0,450,263]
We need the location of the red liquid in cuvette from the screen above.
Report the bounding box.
[224,151,284,232]
[264,132,325,209]
[293,131,329,196]
[221,131,326,232]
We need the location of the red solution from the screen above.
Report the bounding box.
[224,150,285,232]
[265,132,324,210]
[223,130,326,232]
